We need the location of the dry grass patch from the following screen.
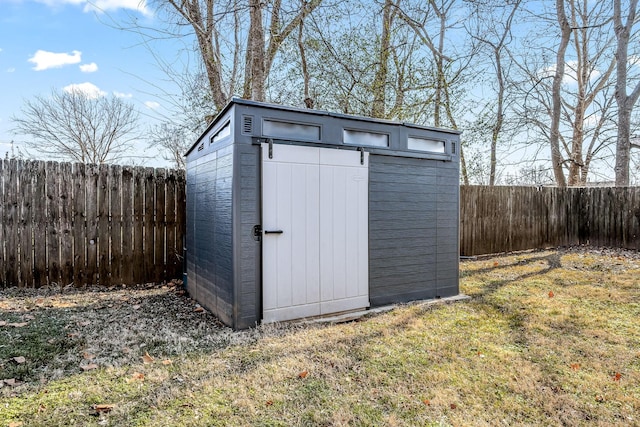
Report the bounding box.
[1,248,639,426]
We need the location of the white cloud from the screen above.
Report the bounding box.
[63,82,107,99]
[29,50,81,71]
[85,0,151,15]
[144,101,160,110]
[79,62,98,73]
[7,68,15,73]
[114,91,133,98]
[538,60,601,85]
[34,0,149,14]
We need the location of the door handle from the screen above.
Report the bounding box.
[264,230,283,234]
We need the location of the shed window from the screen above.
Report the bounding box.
[263,119,320,141]
[343,129,389,147]
[408,137,445,153]
[211,121,231,143]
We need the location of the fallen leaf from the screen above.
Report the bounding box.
[194,306,205,313]
[162,359,173,365]
[131,304,141,310]
[13,356,26,364]
[423,399,431,406]
[9,322,28,328]
[450,403,457,410]
[130,372,145,381]
[0,321,7,326]
[80,363,99,371]
[548,291,555,298]
[595,395,605,402]
[493,261,499,267]
[142,352,154,364]
[613,372,622,382]
[93,404,115,414]
[83,352,96,360]
[570,363,580,371]
[265,400,273,406]
[38,404,46,413]
[8,422,23,427]
[298,370,308,379]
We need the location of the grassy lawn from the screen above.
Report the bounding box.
[1,248,639,426]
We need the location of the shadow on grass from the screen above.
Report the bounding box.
[462,251,563,297]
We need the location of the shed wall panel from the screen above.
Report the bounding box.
[369,154,459,306]
[233,143,261,329]
[185,145,235,326]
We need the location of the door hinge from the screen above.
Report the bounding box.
[357,147,364,165]
[268,138,273,159]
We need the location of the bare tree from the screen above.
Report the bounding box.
[548,0,573,187]
[149,123,190,169]
[613,0,640,186]
[12,89,139,164]
[470,0,521,186]
[511,0,618,186]
[157,0,322,110]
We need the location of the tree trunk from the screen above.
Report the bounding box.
[371,0,393,118]
[550,0,571,187]
[248,0,266,102]
[613,0,640,186]
[490,48,504,186]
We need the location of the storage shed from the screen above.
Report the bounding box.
[185,99,461,330]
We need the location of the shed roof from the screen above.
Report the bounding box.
[185,98,461,156]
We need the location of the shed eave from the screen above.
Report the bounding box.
[185,98,462,157]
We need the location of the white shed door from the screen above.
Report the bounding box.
[262,143,369,323]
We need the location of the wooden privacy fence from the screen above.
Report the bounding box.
[3,165,640,287]
[0,160,185,288]
[460,185,640,256]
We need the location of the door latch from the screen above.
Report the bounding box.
[252,225,262,241]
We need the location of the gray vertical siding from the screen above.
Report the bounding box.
[186,144,235,326]
[369,154,459,306]
[435,161,459,297]
[232,143,262,329]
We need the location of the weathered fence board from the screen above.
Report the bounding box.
[73,163,87,286]
[0,160,185,288]
[154,168,167,283]
[110,165,123,286]
[460,186,640,256]
[121,166,134,285]
[5,161,19,287]
[60,162,74,286]
[133,168,145,284]
[33,162,47,286]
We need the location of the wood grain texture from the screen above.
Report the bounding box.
[0,160,185,288]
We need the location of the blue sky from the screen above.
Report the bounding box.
[0,0,181,165]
